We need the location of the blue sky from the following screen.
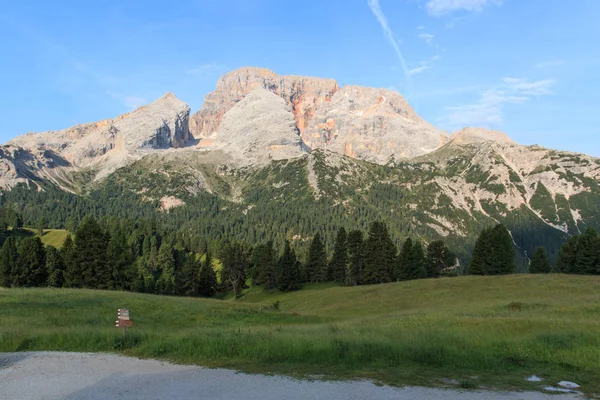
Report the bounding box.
[1,0,599,156]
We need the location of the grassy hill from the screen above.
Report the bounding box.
[1,275,599,394]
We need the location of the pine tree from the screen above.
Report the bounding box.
[329,227,348,283]
[46,245,65,287]
[37,216,47,237]
[276,240,301,292]
[488,224,516,275]
[529,246,551,273]
[75,217,110,288]
[180,253,201,296]
[574,228,600,275]
[397,238,413,281]
[346,230,364,286]
[252,241,277,289]
[220,240,248,298]
[468,228,492,275]
[363,222,396,284]
[107,227,135,290]
[157,241,176,294]
[407,241,427,280]
[554,235,578,273]
[426,240,456,278]
[198,252,217,297]
[305,233,327,282]
[0,237,18,287]
[15,237,47,287]
[61,235,80,287]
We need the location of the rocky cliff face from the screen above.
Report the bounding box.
[214,88,305,165]
[305,85,448,163]
[189,67,339,140]
[2,93,191,187]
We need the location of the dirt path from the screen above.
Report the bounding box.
[0,352,585,400]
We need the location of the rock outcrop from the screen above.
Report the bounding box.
[2,93,191,188]
[190,67,339,140]
[190,67,448,162]
[304,85,448,163]
[450,127,515,145]
[214,88,305,165]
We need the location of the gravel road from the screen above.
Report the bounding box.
[0,352,585,400]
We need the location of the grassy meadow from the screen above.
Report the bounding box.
[1,275,599,394]
[11,228,70,248]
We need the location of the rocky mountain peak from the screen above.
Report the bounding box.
[189,67,339,139]
[451,127,515,145]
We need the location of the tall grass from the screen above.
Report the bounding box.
[1,275,599,393]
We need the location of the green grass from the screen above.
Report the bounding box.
[1,275,600,394]
[8,228,69,249]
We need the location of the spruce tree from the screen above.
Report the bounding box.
[61,235,80,287]
[346,230,364,286]
[305,233,327,282]
[468,228,492,275]
[75,217,110,288]
[554,235,578,273]
[329,228,348,283]
[180,253,201,296]
[220,240,248,297]
[276,240,301,292]
[574,228,600,275]
[407,241,427,280]
[46,245,65,287]
[157,241,176,294]
[15,237,47,287]
[397,238,413,281]
[0,236,18,287]
[529,246,551,274]
[198,252,217,297]
[107,227,135,290]
[363,222,396,284]
[426,240,456,278]
[252,241,277,289]
[489,224,516,274]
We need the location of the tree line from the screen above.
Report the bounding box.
[1,206,599,297]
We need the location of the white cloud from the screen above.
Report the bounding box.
[426,0,503,16]
[439,78,556,129]
[534,60,565,68]
[186,61,228,76]
[409,65,432,76]
[367,0,412,94]
[418,33,435,45]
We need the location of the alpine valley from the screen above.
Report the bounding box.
[2,67,599,268]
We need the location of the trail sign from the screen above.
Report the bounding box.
[116,308,133,341]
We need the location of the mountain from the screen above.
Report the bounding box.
[1,67,599,267]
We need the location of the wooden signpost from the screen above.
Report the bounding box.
[116,308,133,342]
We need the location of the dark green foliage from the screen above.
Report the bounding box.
[276,240,302,292]
[397,238,413,281]
[0,237,18,287]
[220,240,249,298]
[426,240,456,278]
[46,246,65,287]
[180,254,201,296]
[398,240,427,281]
[529,246,551,274]
[329,228,348,283]
[106,226,135,290]
[198,253,217,297]
[468,224,516,275]
[157,241,176,295]
[74,217,110,288]
[15,237,47,287]
[346,230,364,286]
[61,235,79,287]
[251,241,277,289]
[305,233,327,282]
[363,222,396,284]
[555,228,600,274]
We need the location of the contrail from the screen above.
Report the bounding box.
[367,0,413,97]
